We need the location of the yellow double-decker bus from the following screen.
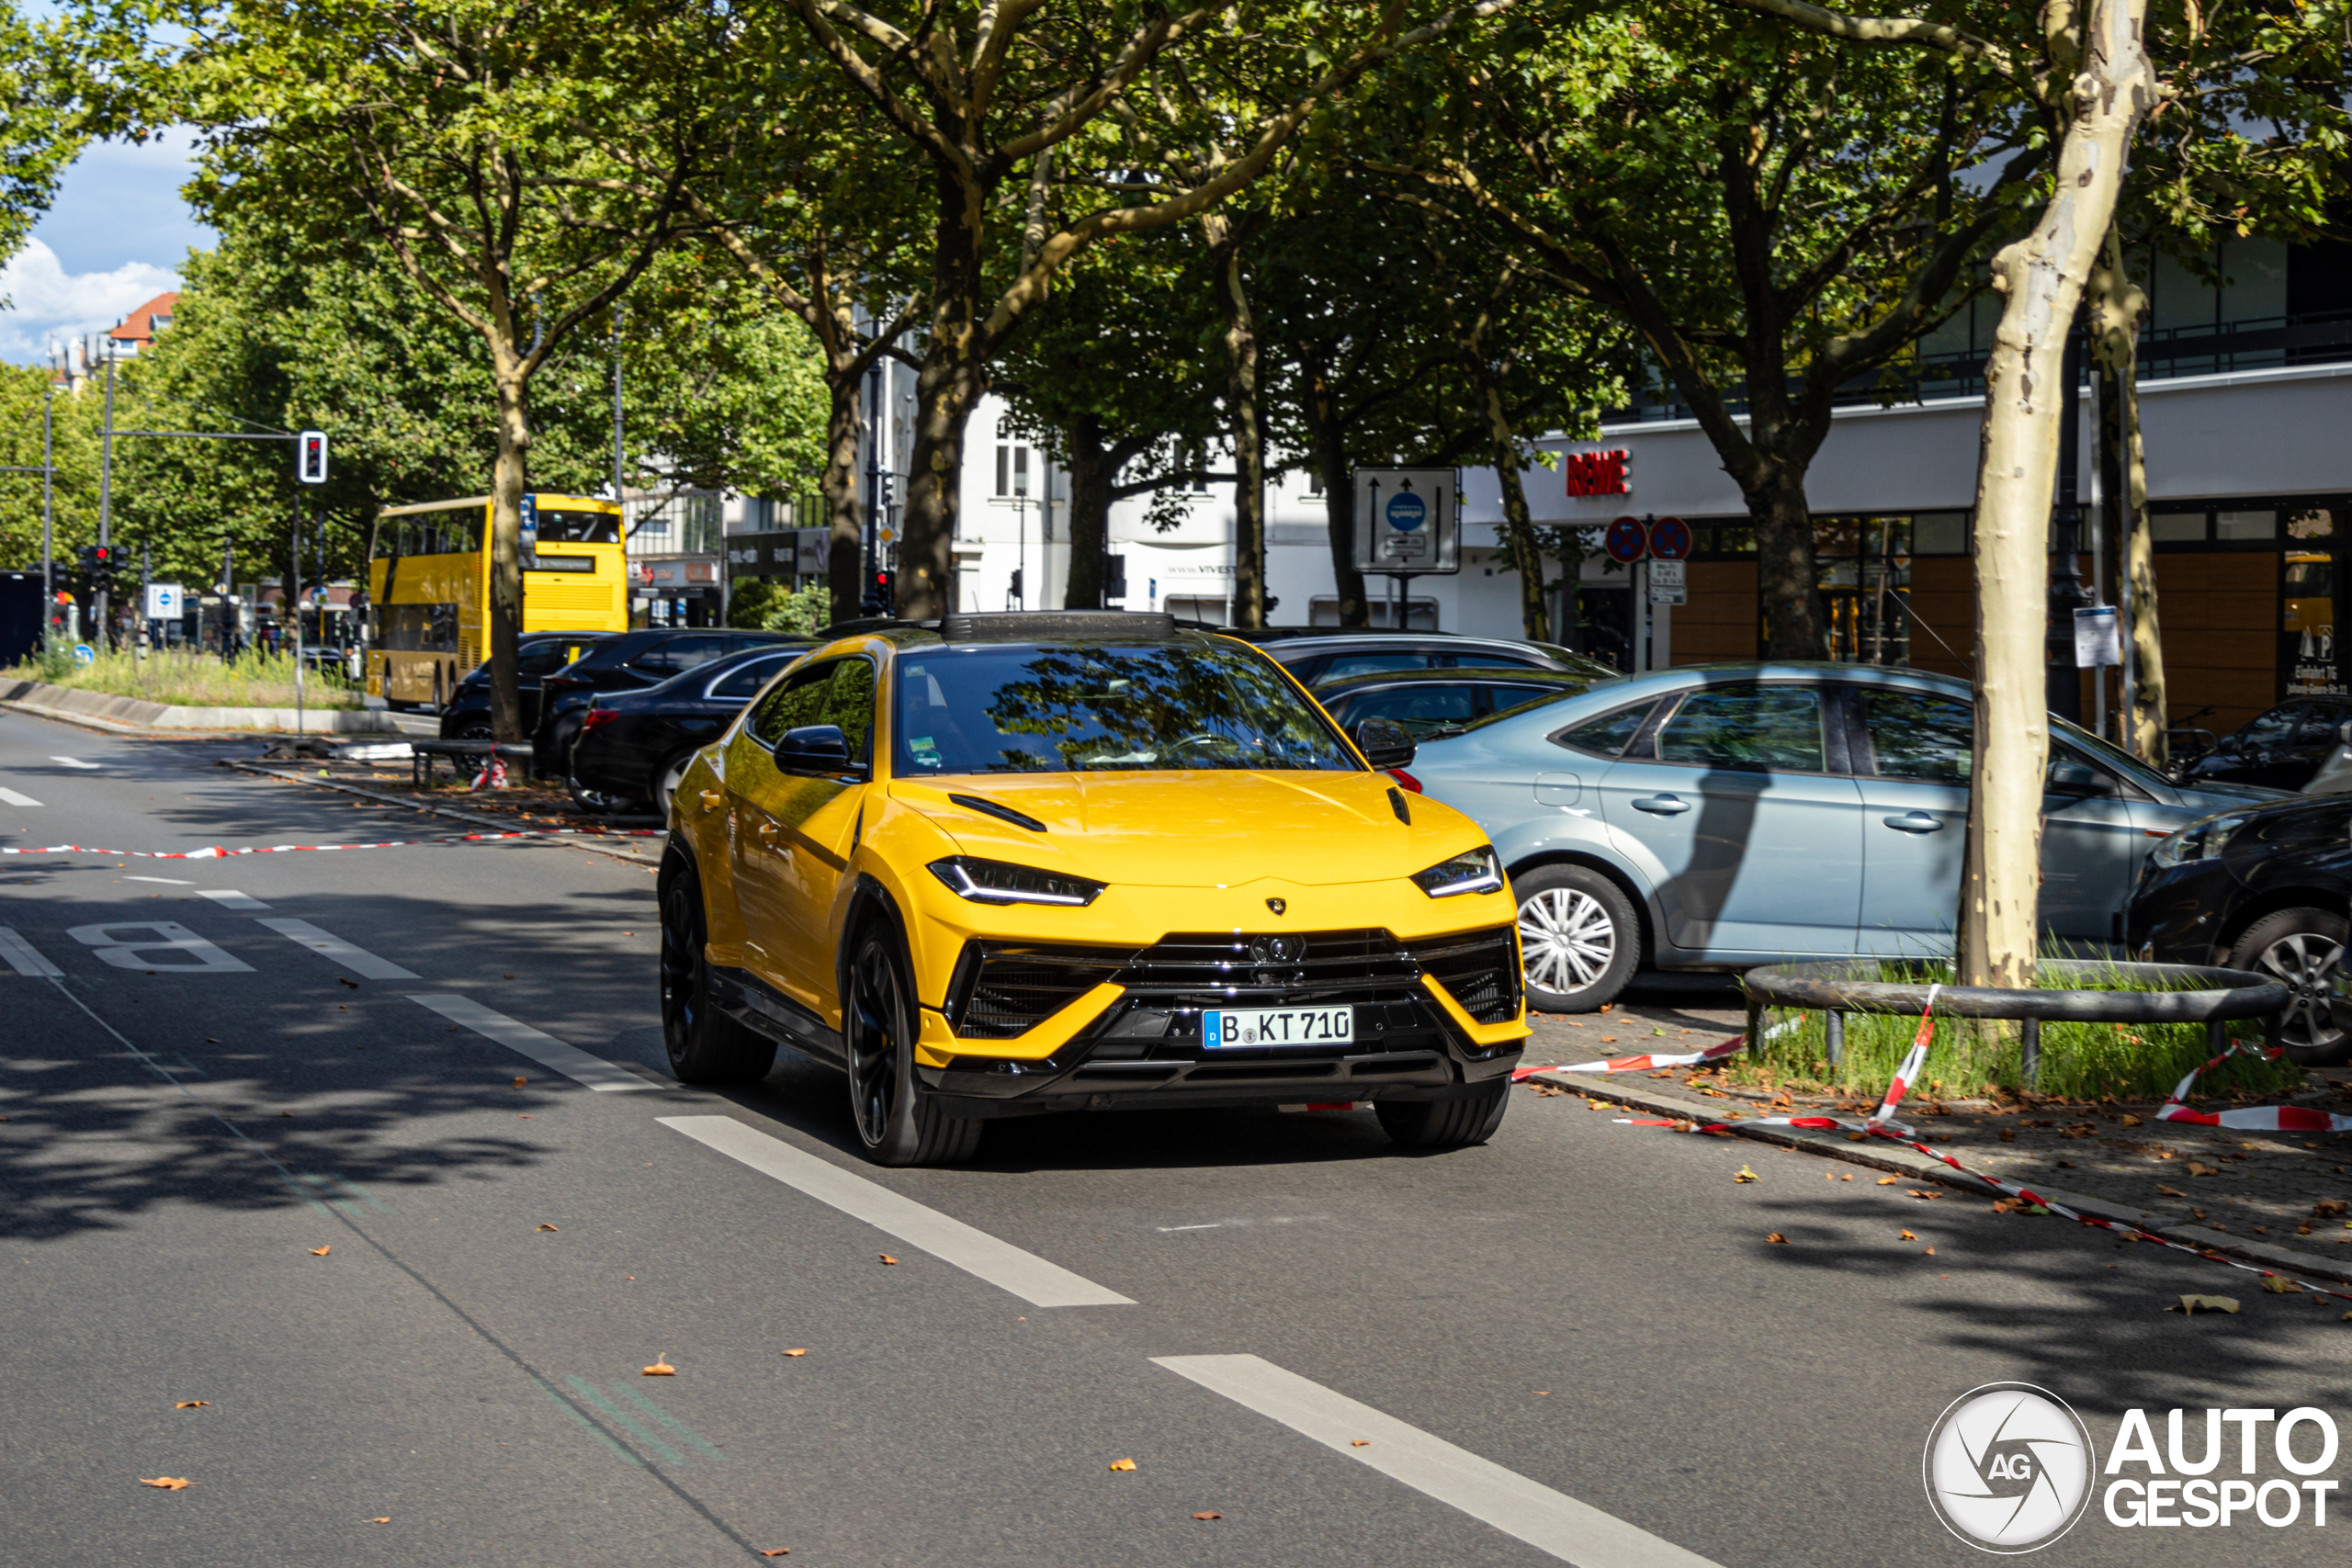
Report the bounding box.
[365,492,629,709]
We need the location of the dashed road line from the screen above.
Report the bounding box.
[1153,1355,1723,1568]
[258,916,419,979]
[197,889,273,911]
[659,1114,1134,1308]
[0,786,41,807]
[411,994,654,1091]
[49,757,100,770]
[124,875,193,886]
[0,927,62,976]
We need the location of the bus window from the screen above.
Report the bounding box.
[536,510,622,545]
[383,603,461,652]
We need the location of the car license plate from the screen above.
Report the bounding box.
[1203,1006,1354,1049]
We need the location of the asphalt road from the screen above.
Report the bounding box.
[2,705,2347,1567]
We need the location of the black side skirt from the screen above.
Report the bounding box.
[708,964,847,1066]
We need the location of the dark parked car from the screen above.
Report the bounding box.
[2178,696,2352,792]
[570,643,806,818]
[437,631,617,740]
[2129,793,2352,1064]
[533,627,798,798]
[1311,666,1595,740]
[1248,630,1614,685]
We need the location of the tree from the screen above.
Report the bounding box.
[0,0,85,274]
[155,0,735,739]
[782,0,1527,620]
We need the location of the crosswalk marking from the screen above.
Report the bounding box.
[197,889,273,911]
[0,928,62,976]
[0,786,41,807]
[257,917,418,980]
[410,994,654,1091]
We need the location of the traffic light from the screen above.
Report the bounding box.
[862,568,894,616]
[78,544,119,592]
[297,429,329,485]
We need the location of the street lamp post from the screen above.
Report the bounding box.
[96,335,119,651]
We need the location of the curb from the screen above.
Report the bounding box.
[224,761,662,869]
[1548,1070,2352,1288]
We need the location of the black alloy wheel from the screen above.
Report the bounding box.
[658,856,776,1084]
[454,719,494,742]
[843,926,980,1167]
[2226,908,2352,1066]
[1375,1079,1510,1149]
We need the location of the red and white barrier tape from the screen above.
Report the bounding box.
[1528,989,2352,1303]
[0,827,664,860]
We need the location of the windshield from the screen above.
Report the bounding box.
[894,642,1358,776]
[2054,715,2174,795]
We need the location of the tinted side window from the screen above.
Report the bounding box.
[1860,690,1973,783]
[1487,683,1561,713]
[628,636,725,676]
[2239,706,2300,750]
[517,642,574,678]
[1655,685,1826,773]
[1320,652,1438,679]
[1552,702,1654,758]
[1449,651,1546,671]
[1331,683,1478,737]
[746,661,837,748]
[708,654,790,700]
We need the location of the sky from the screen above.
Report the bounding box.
[0,130,216,365]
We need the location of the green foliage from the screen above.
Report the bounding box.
[726,579,830,636]
[3,645,363,707]
[0,364,98,570]
[0,0,85,275]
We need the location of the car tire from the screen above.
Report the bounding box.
[653,750,695,822]
[843,923,980,1167]
[1513,864,1640,1013]
[567,769,641,816]
[1375,1079,1510,1150]
[453,720,494,742]
[2224,907,2351,1066]
[386,699,419,714]
[658,857,776,1085]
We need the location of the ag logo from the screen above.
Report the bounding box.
[1924,1383,2095,1553]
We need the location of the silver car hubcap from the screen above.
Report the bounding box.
[2254,931,2343,1050]
[659,758,688,819]
[1519,888,1615,996]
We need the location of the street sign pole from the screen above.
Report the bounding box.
[96,345,116,651]
[290,497,304,738]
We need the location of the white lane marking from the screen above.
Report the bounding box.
[1153,1355,1724,1568]
[66,921,252,973]
[0,928,62,976]
[257,917,419,980]
[0,787,41,807]
[197,889,273,911]
[1159,1224,1222,1232]
[660,1115,1134,1309]
[410,994,653,1092]
[50,757,100,770]
[124,875,193,886]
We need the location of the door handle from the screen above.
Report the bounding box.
[698,790,723,812]
[1883,812,1945,832]
[756,820,780,847]
[1630,795,1690,815]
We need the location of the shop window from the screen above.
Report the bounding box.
[1810,515,1911,666]
[2151,511,2208,543]
[2217,509,2278,541]
[1913,513,1968,555]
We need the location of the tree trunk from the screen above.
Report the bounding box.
[2090,227,2165,765]
[899,173,992,623]
[1956,0,2154,990]
[1061,415,1113,609]
[1476,373,1550,642]
[820,377,865,626]
[1216,237,1267,629]
[1304,365,1368,627]
[1746,463,1824,659]
[488,364,531,743]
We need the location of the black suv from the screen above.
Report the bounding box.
[437,631,617,740]
[534,628,797,801]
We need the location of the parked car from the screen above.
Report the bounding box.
[1406,662,2282,1014]
[437,631,618,740]
[533,628,798,799]
[1311,667,1596,739]
[570,642,807,817]
[2177,696,2352,792]
[2128,794,2352,1063]
[1241,630,1616,685]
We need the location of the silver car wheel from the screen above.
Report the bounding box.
[657,755,690,820]
[1519,887,1616,994]
[2251,930,2344,1052]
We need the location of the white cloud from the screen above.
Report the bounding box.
[0,239,182,366]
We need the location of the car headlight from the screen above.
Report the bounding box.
[927,856,1105,907]
[2150,813,2247,870]
[1411,845,1504,897]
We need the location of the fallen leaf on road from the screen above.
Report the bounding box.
[643,1356,676,1376]
[1193,1512,1222,1520]
[1840,1173,1854,1180]
[1906,1190,1944,1200]
[371,1517,390,1524]
[2166,1295,2240,1314]
[2159,1186,2188,1197]
[2188,1162,2221,1177]
[1599,1037,1617,1043]
[2120,1114,2143,1126]
[337,977,357,989]
[878,1254,899,1265]
[1734,1165,1758,1183]
[175,1401,208,1409]
[1877,1176,1900,1185]
[1766,1232,1787,1244]
[310,1246,331,1257]
[1998,1130,2018,1142]
[1599,1003,1612,1013]
[2261,1276,2306,1294]
[1924,1247,1936,1257]
[783,1348,808,1357]
[537,1224,558,1232]
[2315,1201,2348,1217]
[1899,1230,1917,1241]
[514,1077,527,1089]
[1351,1439,1370,1447]
[759,1550,789,1556]
[140,1477,193,1490]
[1108,1458,1136,1472]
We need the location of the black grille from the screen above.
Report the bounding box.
[1417,927,1521,1024]
[949,942,1133,1039]
[1116,930,1421,1005]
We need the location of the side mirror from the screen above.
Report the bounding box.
[2047,760,2115,797]
[2337,720,2351,746]
[1351,717,1417,771]
[776,723,857,774]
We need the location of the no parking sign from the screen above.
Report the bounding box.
[1602,516,1648,563]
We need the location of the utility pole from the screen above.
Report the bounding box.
[96,337,118,651]
[40,344,55,637]
[290,497,304,736]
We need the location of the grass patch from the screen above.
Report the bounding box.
[1731,958,2304,1102]
[3,648,364,710]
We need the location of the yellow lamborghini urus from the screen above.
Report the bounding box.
[657,611,1528,1166]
